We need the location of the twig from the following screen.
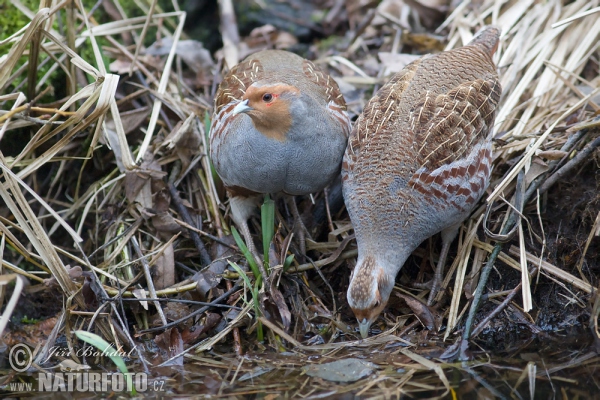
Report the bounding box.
[470,282,523,338]
[173,217,237,249]
[139,284,241,333]
[227,279,243,357]
[168,182,212,265]
[131,237,167,325]
[104,297,241,309]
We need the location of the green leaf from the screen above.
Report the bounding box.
[228,262,263,342]
[74,330,136,395]
[282,254,295,273]
[231,226,262,286]
[261,195,275,267]
[228,261,253,291]
[204,111,211,140]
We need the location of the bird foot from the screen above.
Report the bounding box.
[288,197,312,257]
[293,217,311,256]
[413,280,433,290]
[239,230,263,268]
[413,279,442,306]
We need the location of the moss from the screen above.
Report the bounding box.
[316,35,345,52]
[0,0,37,46]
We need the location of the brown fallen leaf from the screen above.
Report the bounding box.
[153,242,175,290]
[537,149,568,160]
[154,327,184,366]
[266,272,292,331]
[524,157,550,188]
[396,293,443,331]
[181,312,222,344]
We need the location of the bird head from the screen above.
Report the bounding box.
[233,84,301,141]
[347,256,394,338]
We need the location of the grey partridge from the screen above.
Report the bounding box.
[342,26,502,338]
[209,50,351,260]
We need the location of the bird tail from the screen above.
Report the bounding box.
[468,25,501,56]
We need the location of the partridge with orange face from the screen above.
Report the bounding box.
[343,26,502,338]
[210,50,351,258]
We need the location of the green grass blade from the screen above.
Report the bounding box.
[282,254,295,273]
[228,261,253,290]
[253,282,264,342]
[229,261,263,341]
[231,226,261,285]
[204,111,211,139]
[74,330,136,395]
[261,195,275,267]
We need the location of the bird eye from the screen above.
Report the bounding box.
[374,300,381,308]
[262,93,273,102]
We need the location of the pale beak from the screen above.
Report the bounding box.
[233,99,252,115]
[359,318,371,339]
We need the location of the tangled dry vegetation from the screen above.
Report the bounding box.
[1,0,600,396]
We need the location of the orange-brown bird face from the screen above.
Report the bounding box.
[347,256,394,338]
[233,84,301,142]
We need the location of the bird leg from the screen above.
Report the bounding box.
[229,195,262,266]
[414,223,461,306]
[287,196,311,256]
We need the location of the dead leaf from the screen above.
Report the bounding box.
[124,171,149,205]
[396,293,442,331]
[124,156,167,208]
[267,275,292,331]
[132,288,148,310]
[154,328,184,366]
[81,271,102,310]
[109,59,139,74]
[151,213,181,237]
[104,107,149,138]
[193,270,221,300]
[537,149,568,160]
[181,312,222,344]
[146,38,215,84]
[43,265,82,287]
[246,24,298,50]
[524,157,550,188]
[202,373,222,394]
[161,115,202,174]
[153,242,175,290]
[164,302,190,320]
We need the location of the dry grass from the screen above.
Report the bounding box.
[1,0,599,396]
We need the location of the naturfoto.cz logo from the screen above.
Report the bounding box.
[7,344,165,393]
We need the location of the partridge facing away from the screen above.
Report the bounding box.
[342,26,502,338]
[209,50,351,259]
